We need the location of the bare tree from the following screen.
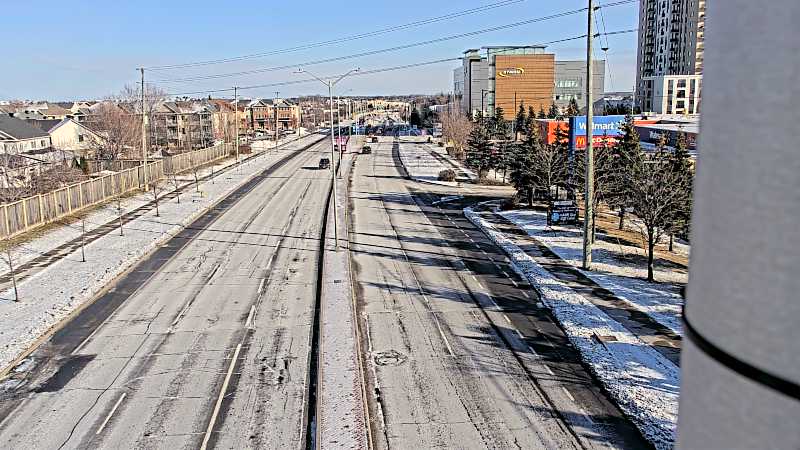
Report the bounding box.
[85,84,167,160]
[628,149,693,282]
[440,109,473,160]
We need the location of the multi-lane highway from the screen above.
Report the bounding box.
[0,132,649,450]
[0,138,332,449]
[348,137,648,449]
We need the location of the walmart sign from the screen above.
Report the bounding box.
[568,115,626,148]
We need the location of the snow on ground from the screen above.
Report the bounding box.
[397,139,475,186]
[501,208,685,335]
[0,134,323,372]
[465,206,679,450]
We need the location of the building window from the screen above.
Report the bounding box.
[78,134,84,142]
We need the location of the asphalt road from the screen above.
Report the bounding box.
[348,137,649,449]
[0,139,331,449]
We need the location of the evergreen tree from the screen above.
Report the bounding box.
[514,102,527,140]
[465,117,494,180]
[409,108,422,127]
[537,105,547,119]
[607,115,641,229]
[547,101,560,119]
[491,107,511,140]
[565,97,581,117]
[525,105,538,141]
[665,131,694,249]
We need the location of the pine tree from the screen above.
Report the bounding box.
[514,102,527,141]
[465,117,494,180]
[491,107,510,140]
[525,106,538,141]
[547,101,560,119]
[537,105,546,119]
[607,115,641,229]
[565,97,580,117]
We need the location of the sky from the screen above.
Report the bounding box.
[0,0,640,101]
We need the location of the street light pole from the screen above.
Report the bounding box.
[582,0,595,270]
[139,68,149,191]
[296,68,359,251]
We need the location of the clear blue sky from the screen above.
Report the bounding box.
[0,0,639,101]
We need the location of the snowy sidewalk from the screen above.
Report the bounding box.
[0,134,324,374]
[0,134,314,293]
[466,204,680,450]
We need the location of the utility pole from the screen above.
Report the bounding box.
[274,91,280,148]
[582,0,595,270]
[140,68,149,191]
[296,68,359,251]
[234,86,239,163]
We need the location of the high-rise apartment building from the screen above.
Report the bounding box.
[636,0,706,113]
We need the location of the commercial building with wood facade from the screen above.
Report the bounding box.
[454,46,604,120]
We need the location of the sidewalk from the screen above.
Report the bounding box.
[0,134,324,374]
[466,203,680,450]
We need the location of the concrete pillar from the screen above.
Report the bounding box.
[677,1,800,448]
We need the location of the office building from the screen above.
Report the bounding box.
[454,47,604,120]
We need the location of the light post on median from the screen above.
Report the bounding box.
[295,67,359,251]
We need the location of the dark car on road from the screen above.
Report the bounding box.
[319,158,330,169]
[361,146,372,154]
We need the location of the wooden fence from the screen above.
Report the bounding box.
[0,143,233,240]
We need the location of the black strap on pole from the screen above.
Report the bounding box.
[682,312,800,402]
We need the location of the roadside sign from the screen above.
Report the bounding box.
[548,200,579,225]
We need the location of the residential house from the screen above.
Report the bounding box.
[49,118,103,155]
[246,98,300,136]
[0,115,52,155]
[207,99,236,143]
[151,101,214,152]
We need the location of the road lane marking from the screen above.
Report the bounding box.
[96,392,126,435]
[516,329,525,340]
[245,305,256,329]
[580,408,595,424]
[257,278,265,294]
[561,386,576,402]
[510,279,519,287]
[433,317,454,356]
[503,314,512,324]
[200,343,242,450]
[522,292,531,299]
[501,270,510,278]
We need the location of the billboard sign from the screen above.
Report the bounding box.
[569,115,626,149]
[635,126,698,150]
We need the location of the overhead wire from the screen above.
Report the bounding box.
[145,0,526,70]
[161,29,637,98]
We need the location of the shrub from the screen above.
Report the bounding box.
[438,169,456,182]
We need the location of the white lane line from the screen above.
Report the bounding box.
[245,305,256,329]
[561,386,576,402]
[503,314,512,324]
[522,292,531,299]
[501,270,510,278]
[471,275,477,281]
[96,392,127,435]
[510,279,519,287]
[257,278,265,294]
[200,343,242,450]
[433,317,454,356]
[516,329,525,340]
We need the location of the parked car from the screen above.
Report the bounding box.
[361,146,372,154]
[318,158,330,169]
[371,136,378,143]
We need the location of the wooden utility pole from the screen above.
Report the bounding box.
[140,68,149,191]
[234,87,240,163]
[582,0,595,270]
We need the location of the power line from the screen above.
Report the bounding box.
[145,0,526,71]
[152,7,593,84]
[161,29,638,97]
